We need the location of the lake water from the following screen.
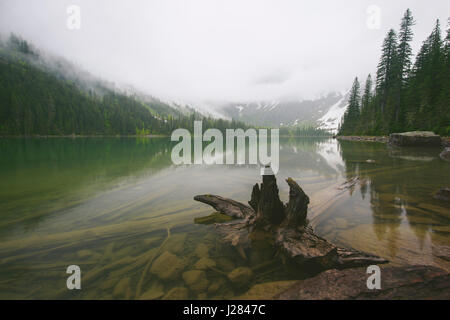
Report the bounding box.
[0,137,449,299]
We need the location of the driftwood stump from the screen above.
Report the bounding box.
[194,173,388,274]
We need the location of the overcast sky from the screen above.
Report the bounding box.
[0,0,448,104]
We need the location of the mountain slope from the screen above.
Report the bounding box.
[0,38,170,135]
[317,91,350,134]
[0,34,249,136]
[218,92,344,127]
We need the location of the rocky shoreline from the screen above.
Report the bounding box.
[237,265,450,300]
[335,136,389,143]
[336,133,450,147]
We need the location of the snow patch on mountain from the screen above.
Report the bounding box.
[317,91,350,134]
[219,93,343,127]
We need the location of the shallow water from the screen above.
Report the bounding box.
[0,137,448,299]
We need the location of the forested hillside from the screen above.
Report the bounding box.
[339,10,449,136]
[0,34,249,136]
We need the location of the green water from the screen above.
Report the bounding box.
[0,137,448,299]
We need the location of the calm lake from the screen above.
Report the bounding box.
[0,137,449,299]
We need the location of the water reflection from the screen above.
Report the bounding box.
[0,137,448,299]
[334,140,450,269]
[0,138,174,237]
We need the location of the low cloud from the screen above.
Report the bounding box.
[0,0,448,104]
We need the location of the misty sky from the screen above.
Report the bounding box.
[0,0,448,105]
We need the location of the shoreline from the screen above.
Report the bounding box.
[1,134,334,139]
[0,134,168,138]
[336,135,450,147]
[335,136,389,143]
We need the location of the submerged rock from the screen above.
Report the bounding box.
[274,265,450,300]
[163,233,187,255]
[237,281,298,300]
[216,257,235,272]
[139,281,165,300]
[194,257,216,270]
[194,243,210,258]
[434,187,450,202]
[182,270,209,292]
[389,131,441,147]
[162,287,189,300]
[440,147,450,162]
[113,277,131,299]
[228,267,253,285]
[197,293,207,300]
[150,251,186,281]
[207,277,226,294]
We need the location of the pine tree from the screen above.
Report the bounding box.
[361,74,373,111]
[340,11,449,136]
[412,20,443,130]
[376,29,399,117]
[339,77,361,135]
[439,20,450,135]
[397,9,416,84]
[360,74,373,133]
[394,9,416,126]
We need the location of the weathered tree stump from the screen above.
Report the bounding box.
[194,172,388,274]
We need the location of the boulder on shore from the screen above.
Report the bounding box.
[434,187,450,202]
[274,265,450,300]
[442,137,450,147]
[440,147,450,161]
[389,131,441,147]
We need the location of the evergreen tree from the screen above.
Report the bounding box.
[339,11,449,136]
[397,9,416,84]
[408,20,444,130]
[361,74,373,111]
[376,29,399,124]
[360,74,373,133]
[395,9,415,126]
[339,77,361,135]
